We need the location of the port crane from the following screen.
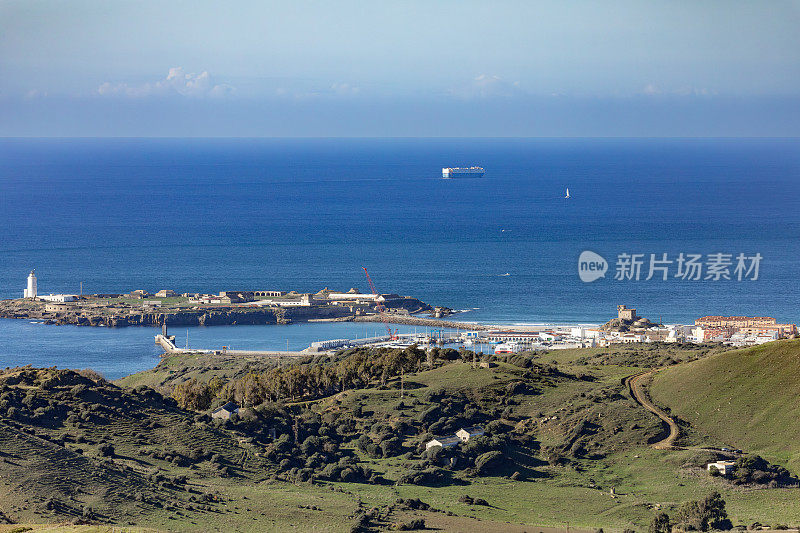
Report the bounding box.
[362,266,398,340]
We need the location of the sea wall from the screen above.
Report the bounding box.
[352,314,489,331]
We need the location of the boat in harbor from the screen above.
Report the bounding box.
[442,166,485,179]
[494,342,520,354]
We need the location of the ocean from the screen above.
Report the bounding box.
[1,138,798,377]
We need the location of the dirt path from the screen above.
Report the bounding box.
[625,369,680,449]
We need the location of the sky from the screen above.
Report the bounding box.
[1,0,799,137]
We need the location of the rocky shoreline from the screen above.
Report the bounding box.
[0,296,438,329]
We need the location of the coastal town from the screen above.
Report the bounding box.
[408,305,799,355]
[483,305,799,351]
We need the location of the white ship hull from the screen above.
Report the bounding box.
[442,167,485,179]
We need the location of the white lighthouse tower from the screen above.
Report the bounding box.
[23,270,37,299]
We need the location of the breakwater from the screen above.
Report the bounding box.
[353,314,489,331]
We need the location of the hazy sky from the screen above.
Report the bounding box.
[2,0,799,136]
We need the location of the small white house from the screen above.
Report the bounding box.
[425,436,461,450]
[212,401,240,420]
[456,426,485,443]
[707,460,736,476]
[620,333,645,343]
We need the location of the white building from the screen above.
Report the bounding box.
[325,292,383,302]
[39,294,77,303]
[425,435,461,450]
[690,327,706,343]
[274,294,313,307]
[310,338,350,351]
[707,460,736,476]
[456,426,485,442]
[570,327,585,339]
[23,270,37,298]
[754,332,779,344]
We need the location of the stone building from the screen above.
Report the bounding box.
[695,316,776,328]
[617,305,637,321]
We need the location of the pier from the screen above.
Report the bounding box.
[154,334,312,358]
[154,329,470,359]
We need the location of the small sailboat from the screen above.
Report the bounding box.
[564,187,570,199]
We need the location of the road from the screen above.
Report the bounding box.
[625,369,680,449]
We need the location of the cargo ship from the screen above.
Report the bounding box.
[442,166,485,179]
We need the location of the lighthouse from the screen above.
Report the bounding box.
[23,270,37,299]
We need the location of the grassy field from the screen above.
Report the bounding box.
[316,344,800,529]
[651,339,800,471]
[6,342,800,531]
[115,352,291,393]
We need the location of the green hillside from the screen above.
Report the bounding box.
[650,339,800,471]
[7,341,800,531]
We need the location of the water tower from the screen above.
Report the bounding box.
[23,270,37,299]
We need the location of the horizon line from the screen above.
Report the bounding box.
[2,135,799,140]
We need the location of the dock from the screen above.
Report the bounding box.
[154,334,312,358]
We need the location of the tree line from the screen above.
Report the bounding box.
[172,345,430,410]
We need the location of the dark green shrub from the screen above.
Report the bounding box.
[676,492,729,532]
[474,450,503,475]
[98,443,115,457]
[649,512,671,533]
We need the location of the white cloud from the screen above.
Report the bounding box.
[641,83,716,97]
[449,74,524,99]
[24,89,48,99]
[272,81,362,100]
[97,67,235,98]
[642,83,662,96]
[330,82,360,96]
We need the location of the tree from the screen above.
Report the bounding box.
[474,450,503,475]
[676,492,728,531]
[172,378,219,410]
[649,512,671,533]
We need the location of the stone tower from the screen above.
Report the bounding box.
[617,305,637,321]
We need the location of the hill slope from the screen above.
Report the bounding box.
[650,339,800,471]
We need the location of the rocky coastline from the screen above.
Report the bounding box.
[0,295,437,329]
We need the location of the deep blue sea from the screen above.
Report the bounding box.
[1,138,798,377]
